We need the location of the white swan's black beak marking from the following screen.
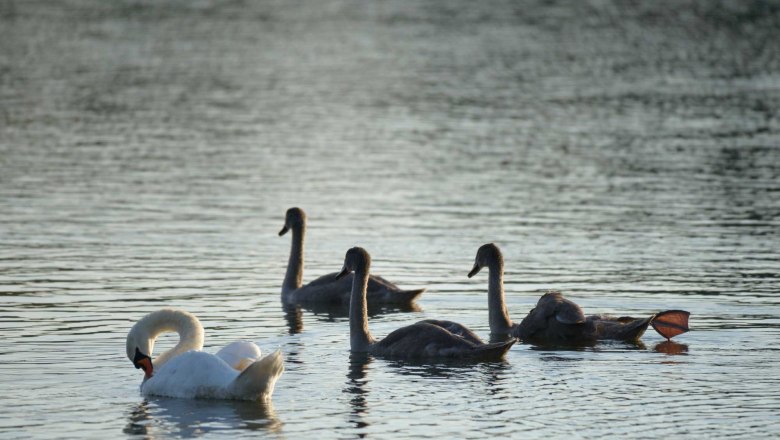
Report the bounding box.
[133,347,153,379]
[468,264,481,278]
[335,266,350,280]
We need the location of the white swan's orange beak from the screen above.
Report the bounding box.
[137,357,153,379]
[133,348,154,379]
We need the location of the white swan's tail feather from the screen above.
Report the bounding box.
[229,350,284,401]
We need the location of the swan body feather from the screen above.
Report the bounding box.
[126,309,283,401]
[280,207,424,305]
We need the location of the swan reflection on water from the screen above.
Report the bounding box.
[654,340,689,356]
[282,302,422,335]
[379,356,511,381]
[525,339,688,359]
[349,350,512,382]
[124,397,281,437]
[528,339,648,352]
[345,353,372,434]
[343,352,512,434]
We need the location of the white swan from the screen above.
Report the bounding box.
[125,309,284,401]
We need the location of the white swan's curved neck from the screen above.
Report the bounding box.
[350,267,374,351]
[282,223,305,296]
[487,257,513,333]
[127,309,204,369]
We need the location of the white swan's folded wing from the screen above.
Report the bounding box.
[216,341,262,371]
[228,350,284,401]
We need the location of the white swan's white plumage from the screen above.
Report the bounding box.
[126,309,283,401]
[142,350,284,400]
[216,341,263,371]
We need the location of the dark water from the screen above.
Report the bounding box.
[1,0,779,438]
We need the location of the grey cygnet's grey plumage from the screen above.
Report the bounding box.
[279,207,425,306]
[468,243,688,345]
[338,247,515,360]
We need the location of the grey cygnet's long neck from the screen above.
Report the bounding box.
[487,256,514,334]
[282,223,305,296]
[350,266,374,351]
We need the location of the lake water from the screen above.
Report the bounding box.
[1,0,779,438]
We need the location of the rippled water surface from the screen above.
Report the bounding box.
[2,0,780,438]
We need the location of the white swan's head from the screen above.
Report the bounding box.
[279,207,306,236]
[468,243,504,278]
[125,309,204,379]
[336,247,371,280]
[126,321,155,379]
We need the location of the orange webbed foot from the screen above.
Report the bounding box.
[651,310,690,340]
